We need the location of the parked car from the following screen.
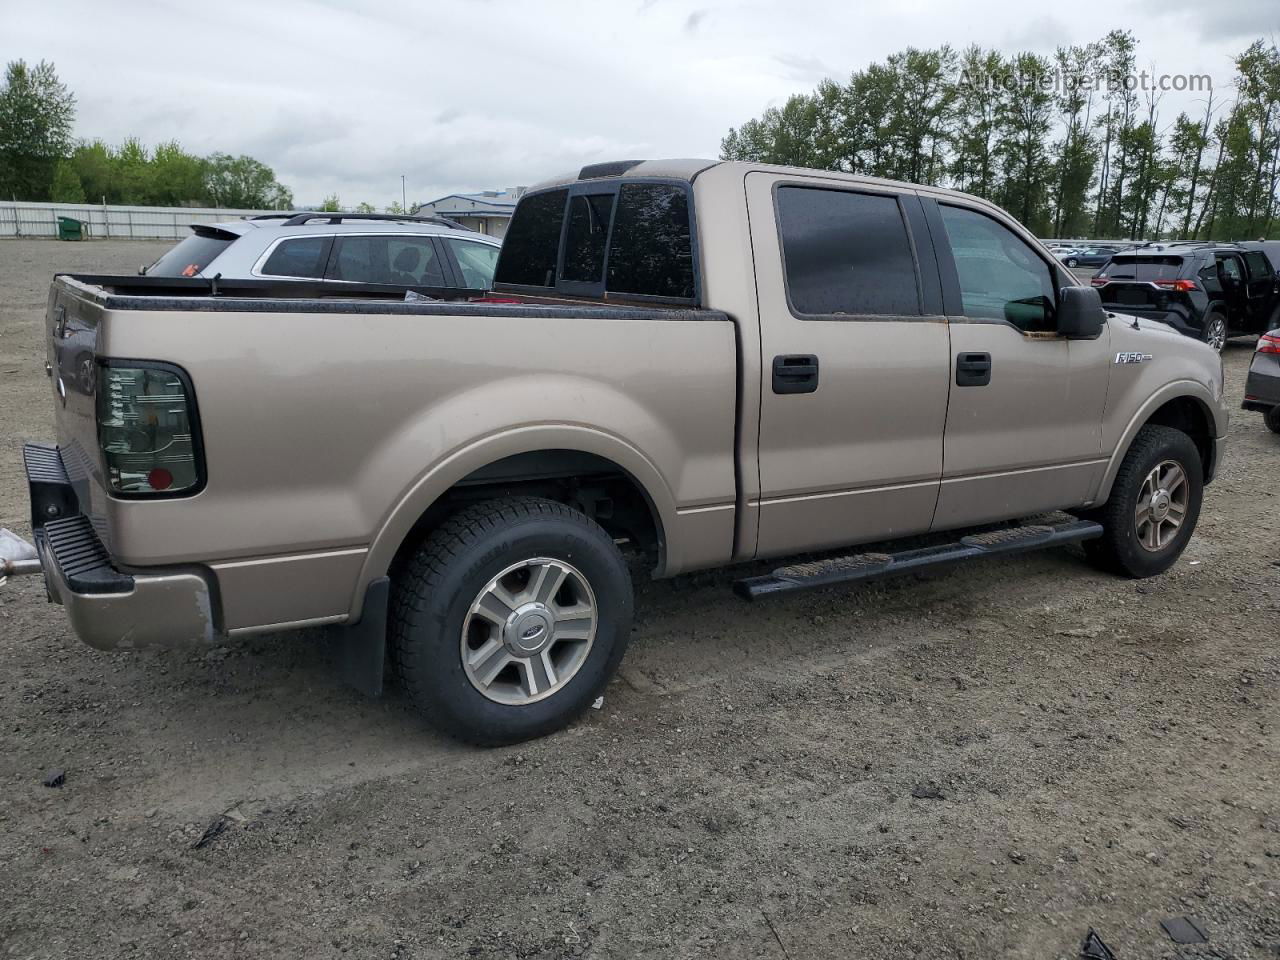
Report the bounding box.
[3,159,1228,745]
[143,212,503,290]
[1242,327,1280,433]
[1091,242,1280,351]
[1060,247,1120,268]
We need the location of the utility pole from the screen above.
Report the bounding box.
[401,175,407,213]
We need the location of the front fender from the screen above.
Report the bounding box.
[1092,379,1227,505]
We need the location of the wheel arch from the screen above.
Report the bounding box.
[352,428,678,617]
[1095,387,1220,505]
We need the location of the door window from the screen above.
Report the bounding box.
[328,235,445,285]
[938,205,1056,332]
[1217,255,1243,284]
[775,186,920,317]
[1244,251,1273,281]
[259,236,330,278]
[445,239,500,288]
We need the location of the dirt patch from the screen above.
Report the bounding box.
[0,240,1277,959]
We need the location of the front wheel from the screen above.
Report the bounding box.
[1066,257,1079,268]
[390,497,633,746]
[1265,406,1280,435]
[1084,425,1203,578]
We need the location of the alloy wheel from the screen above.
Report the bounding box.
[460,557,597,705]
[1134,459,1188,552]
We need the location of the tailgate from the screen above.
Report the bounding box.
[1100,281,1163,309]
[46,278,109,531]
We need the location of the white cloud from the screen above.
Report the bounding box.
[0,0,1262,206]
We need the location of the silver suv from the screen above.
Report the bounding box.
[143,213,502,290]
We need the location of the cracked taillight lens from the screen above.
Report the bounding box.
[96,363,203,496]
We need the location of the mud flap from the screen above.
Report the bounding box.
[338,576,389,697]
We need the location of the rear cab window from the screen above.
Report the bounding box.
[145,228,236,277]
[494,180,697,303]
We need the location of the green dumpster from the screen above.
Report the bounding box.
[56,216,84,241]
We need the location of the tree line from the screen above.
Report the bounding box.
[0,60,294,209]
[721,33,1280,241]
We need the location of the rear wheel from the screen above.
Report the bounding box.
[1200,311,1228,352]
[1084,425,1203,578]
[1265,406,1280,435]
[390,496,633,745]
[1066,257,1079,268]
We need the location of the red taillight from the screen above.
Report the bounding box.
[1090,276,1108,287]
[469,296,524,304]
[1257,333,1280,354]
[1154,279,1197,292]
[147,468,173,491]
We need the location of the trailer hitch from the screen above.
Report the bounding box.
[0,528,41,587]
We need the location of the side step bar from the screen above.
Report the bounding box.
[733,519,1103,600]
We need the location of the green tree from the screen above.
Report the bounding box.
[149,141,207,206]
[951,46,1006,199]
[50,161,85,203]
[113,137,150,204]
[1049,42,1101,237]
[882,46,956,184]
[1093,30,1138,236]
[1232,39,1280,236]
[996,53,1056,233]
[355,201,376,213]
[69,139,114,203]
[0,59,76,200]
[204,153,292,209]
[319,193,342,212]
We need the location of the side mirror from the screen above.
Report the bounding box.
[1057,285,1106,339]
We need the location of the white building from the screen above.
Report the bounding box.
[414,187,525,238]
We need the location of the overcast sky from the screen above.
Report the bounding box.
[2,0,1273,207]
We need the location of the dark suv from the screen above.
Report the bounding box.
[1091,242,1280,351]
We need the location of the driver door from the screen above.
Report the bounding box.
[925,198,1111,530]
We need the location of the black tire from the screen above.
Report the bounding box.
[1265,406,1280,435]
[390,496,633,746]
[1084,425,1203,578]
[1200,311,1228,352]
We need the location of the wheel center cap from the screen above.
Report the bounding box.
[505,604,554,655]
[1150,490,1171,522]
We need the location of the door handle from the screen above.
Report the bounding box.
[956,352,992,387]
[772,354,819,394]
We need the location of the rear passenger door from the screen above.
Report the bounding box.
[1242,251,1278,331]
[324,235,449,287]
[749,173,952,559]
[927,199,1110,529]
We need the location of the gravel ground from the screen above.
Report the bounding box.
[0,239,1277,960]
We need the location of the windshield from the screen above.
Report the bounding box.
[144,228,237,277]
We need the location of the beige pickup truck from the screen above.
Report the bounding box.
[3,159,1228,744]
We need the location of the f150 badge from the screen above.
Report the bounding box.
[1115,352,1153,364]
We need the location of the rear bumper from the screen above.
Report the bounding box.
[22,443,221,650]
[1243,364,1280,411]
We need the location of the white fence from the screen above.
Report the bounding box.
[0,201,283,240]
